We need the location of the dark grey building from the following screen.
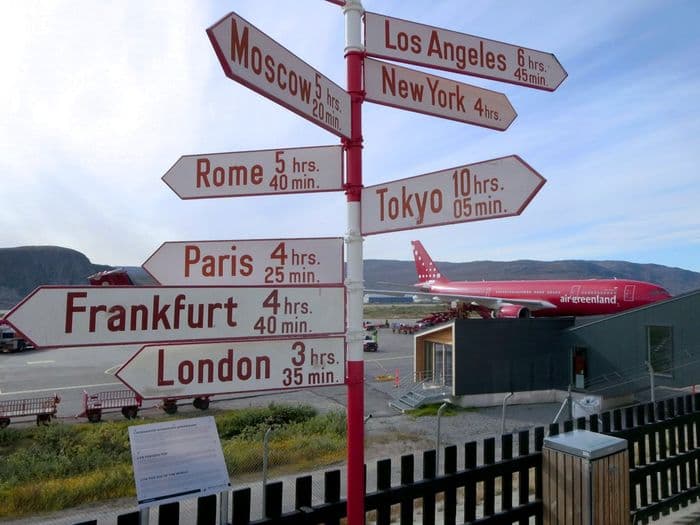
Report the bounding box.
[569,290,700,399]
[411,290,700,404]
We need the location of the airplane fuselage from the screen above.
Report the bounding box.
[428,279,672,317]
[409,240,672,318]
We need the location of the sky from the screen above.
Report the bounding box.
[1,1,699,273]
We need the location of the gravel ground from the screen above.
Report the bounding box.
[356,379,560,460]
[205,377,563,461]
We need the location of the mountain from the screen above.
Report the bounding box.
[0,246,110,309]
[1,246,699,310]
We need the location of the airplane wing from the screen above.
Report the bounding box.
[365,289,556,311]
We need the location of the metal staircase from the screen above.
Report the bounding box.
[389,373,452,412]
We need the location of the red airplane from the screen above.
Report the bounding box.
[407,240,672,318]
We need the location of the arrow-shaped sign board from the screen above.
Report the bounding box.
[364,12,567,92]
[116,337,346,399]
[163,145,343,200]
[207,12,351,138]
[4,286,345,348]
[364,58,516,131]
[361,155,545,235]
[143,237,344,286]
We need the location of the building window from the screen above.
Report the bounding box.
[647,325,673,377]
[422,341,453,387]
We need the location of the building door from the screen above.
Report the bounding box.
[572,347,587,389]
[430,342,453,387]
[422,343,434,382]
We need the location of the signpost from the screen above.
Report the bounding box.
[342,5,365,525]
[143,237,344,286]
[361,155,545,235]
[207,12,351,138]
[364,12,567,91]
[364,58,516,131]
[4,286,345,348]
[162,145,343,200]
[2,5,564,525]
[116,337,345,399]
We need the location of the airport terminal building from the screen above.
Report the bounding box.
[409,290,700,409]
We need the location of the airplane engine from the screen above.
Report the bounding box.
[497,305,531,318]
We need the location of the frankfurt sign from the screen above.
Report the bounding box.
[4,286,345,348]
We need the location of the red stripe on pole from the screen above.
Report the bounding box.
[345,51,363,203]
[345,43,364,525]
[346,359,364,524]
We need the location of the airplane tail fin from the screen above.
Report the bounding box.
[411,240,449,285]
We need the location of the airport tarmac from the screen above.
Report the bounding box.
[2,324,694,524]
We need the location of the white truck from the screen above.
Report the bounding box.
[0,322,33,353]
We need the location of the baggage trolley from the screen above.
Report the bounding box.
[79,389,142,423]
[158,395,212,415]
[0,394,60,428]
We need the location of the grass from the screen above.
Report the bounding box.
[0,404,346,518]
[1,465,135,517]
[363,304,450,319]
[405,402,475,417]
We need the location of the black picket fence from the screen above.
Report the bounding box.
[612,393,700,523]
[73,393,700,525]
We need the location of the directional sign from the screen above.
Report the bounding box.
[116,337,346,399]
[364,12,567,92]
[361,155,545,235]
[4,286,345,348]
[143,237,344,286]
[207,12,351,138]
[364,58,516,131]
[162,145,343,200]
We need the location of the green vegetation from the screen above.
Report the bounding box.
[0,404,346,518]
[405,403,474,417]
[363,303,449,319]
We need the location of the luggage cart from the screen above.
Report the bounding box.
[158,395,212,414]
[79,389,142,423]
[0,394,61,428]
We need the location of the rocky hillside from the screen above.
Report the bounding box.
[1,246,699,309]
[0,246,110,309]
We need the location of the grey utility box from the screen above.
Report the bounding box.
[543,429,629,525]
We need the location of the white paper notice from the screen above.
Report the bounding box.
[128,416,230,508]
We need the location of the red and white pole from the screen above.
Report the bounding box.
[343,0,364,524]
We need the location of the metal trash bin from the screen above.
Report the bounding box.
[543,429,629,525]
